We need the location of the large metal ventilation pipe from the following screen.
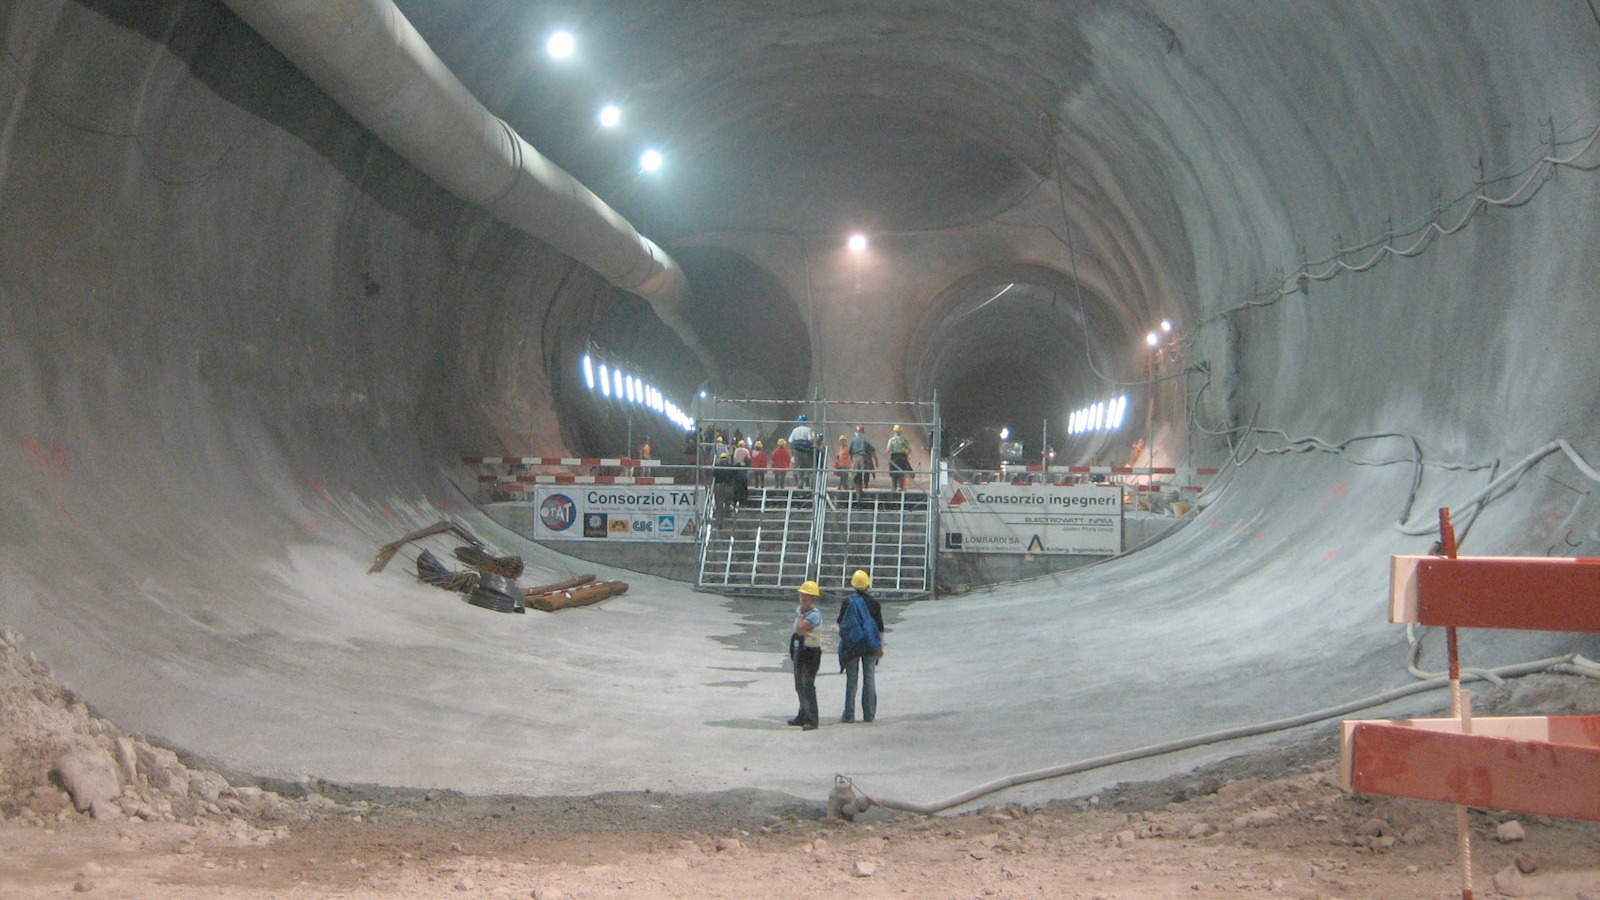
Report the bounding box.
[220,0,717,373]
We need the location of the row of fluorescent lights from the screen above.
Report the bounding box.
[1068,395,1129,435]
[581,354,695,431]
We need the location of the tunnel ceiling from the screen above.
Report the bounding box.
[392,0,1103,236]
[5,0,1600,810]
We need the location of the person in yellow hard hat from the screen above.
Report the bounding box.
[711,452,739,519]
[750,440,768,489]
[836,569,883,723]
[787,580,824,730]
[887,424,912,491]
[771,438,792,489]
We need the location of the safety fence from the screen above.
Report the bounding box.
[462,456,689,501]
[460,446,1216,585]
[965,465,1219,492]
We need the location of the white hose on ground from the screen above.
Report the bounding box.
[854,654,1588,816]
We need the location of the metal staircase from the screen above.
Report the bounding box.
[815,490,931,595]
[696,482,935,599]
[696,487,818,592]
[692,395,941,600]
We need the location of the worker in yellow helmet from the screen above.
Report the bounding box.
[887,423,912,491]
[787,580,824,730]
[750,440,768,489]
[771,438,793,489]
[836,569,883,723]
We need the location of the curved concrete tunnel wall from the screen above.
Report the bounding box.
[3,1,1600,803]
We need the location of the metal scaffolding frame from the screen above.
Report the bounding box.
[693,395,941,599]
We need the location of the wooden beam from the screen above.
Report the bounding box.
[1390,555,1600,632]
[1343,715,1600,821]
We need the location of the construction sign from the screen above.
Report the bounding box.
[940,483,1122,555]
[528,486,699,543]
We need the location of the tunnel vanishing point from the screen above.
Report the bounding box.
[3,1,1600,806]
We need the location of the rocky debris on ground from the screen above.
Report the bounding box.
[0,628,361,837]
[4,628,1600,896]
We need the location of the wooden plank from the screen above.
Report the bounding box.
[1343,716,1600,821]
[1390,555,1600,631]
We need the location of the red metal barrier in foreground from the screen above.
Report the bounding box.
[1342,511,1600,897]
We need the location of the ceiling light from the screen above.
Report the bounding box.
[546,31,575,60]
[1160,319,1173,333]
[1146,332,1160,347]
[847,233,868,252]
[640,149,663,172]
[599,104,621,128]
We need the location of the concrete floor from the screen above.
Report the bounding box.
[2,1,1598,810]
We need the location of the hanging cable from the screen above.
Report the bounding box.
[1206,119,1600,323]
[1041,112,1156,389]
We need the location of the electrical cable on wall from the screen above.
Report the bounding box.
[1041,111,1160,390]
[1205,118,1600,325]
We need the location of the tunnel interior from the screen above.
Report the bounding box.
[911,270,1140,469]
[2,0,1599,809]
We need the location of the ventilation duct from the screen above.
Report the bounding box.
[220,0,716,373]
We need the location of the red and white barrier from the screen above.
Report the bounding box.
[996,466,1220,493]
[463,456,661,467]
[477,475,675,486]
[1008,465,1220,477]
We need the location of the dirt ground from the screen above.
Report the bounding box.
[5,627,1600,898]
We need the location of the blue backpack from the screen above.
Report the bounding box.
[836,592,882,667]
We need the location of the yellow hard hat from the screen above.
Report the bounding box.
[838,434,847,441]
[755,441,764,448]
[851,570,871,590]
[799,580,821,597]
[893,424,902,432]
[777,438,787,446]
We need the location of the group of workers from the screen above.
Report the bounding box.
[708,417,915,499]
[788,569,883,730]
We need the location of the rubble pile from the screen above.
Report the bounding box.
[0,628,343,835]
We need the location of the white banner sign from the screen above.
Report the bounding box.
[940,483,1123,555]
[531,485,699,542]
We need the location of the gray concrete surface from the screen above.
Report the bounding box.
[2,1,1599,811]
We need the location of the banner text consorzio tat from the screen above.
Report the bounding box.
[531,486,698,542]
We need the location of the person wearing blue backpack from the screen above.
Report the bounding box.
[836,569,884,723]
